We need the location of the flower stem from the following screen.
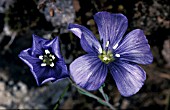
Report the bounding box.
[99,85,108,101]
[53,82,70,110]
[68,79,116,110]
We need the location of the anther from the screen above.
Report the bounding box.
[115,54,120,57]
[45,49,50,54]
[51,55,55,60]
[106,41,110,47]
[99,47,103,54]
[41,63,47,67]
[50,62,54,67]
[39,55,43,60]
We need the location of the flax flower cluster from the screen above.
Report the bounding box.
[19,12,153,97]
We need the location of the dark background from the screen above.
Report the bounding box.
[0,0,169,109]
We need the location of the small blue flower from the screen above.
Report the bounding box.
[68,11,153,97]
[18,34,68,86]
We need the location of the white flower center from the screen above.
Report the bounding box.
[39,49,56,67]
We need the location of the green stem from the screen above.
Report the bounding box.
[99,86,108,101]
[53,83,70,110]
[69,79,116,110]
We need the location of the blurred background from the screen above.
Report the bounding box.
[0,0,169,109]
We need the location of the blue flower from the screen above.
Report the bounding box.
[18,34,68,86]
[68,12,153,97]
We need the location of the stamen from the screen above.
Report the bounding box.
[115,54,120,57]
[50,62,54,67]
[39,55,43,60]
[41,63,47,66]
[99,47,103,54]
[45,49,50,54]
[51,55,55,60]
[106,41,110,47]
[113,43,118,50]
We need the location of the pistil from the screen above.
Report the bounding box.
[98,50,114,64]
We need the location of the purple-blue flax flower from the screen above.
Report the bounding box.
[18,34,68,86]
[68,11,153,97]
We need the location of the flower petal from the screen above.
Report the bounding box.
[33,61,68,85]
[54,59,69,79]
[44,36,62,58]
[68,24,102,54]
[32,34,48,56]
[69,54,108,90]
[18,48,44,85]
[94,11,128,49]
[115,29,153,64]
[109,61,146,97]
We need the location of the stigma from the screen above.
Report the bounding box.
[98,50,114,64]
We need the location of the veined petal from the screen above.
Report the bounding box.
[19,48,39,69]
[18,48,45,85]
[32,34,48,56]
[34,60,68,85]
[109,61,146,97]
[94,12,128,49]
[44,36,62,58]
[69,54,108,90]
[68,24,102,54]
[54,59,69,79]
[115,29,153,64]
[31,66,54,85]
